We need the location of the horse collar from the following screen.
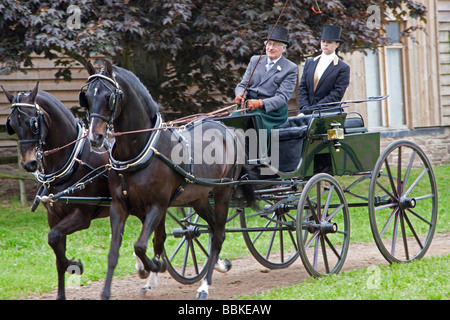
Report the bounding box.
[109,113,163,172]
[35,121,87,185]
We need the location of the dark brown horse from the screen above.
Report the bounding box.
[81,60,253,299]
[2,82,110,300]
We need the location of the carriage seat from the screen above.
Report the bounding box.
[276,114,312,172]
[275,112,366,172]
[343,112,367,134]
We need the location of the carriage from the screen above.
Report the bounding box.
[5,62,437,299]
[46,97,438,284]
[151,106,437,283]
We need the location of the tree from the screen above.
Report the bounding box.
[0,0,426,119]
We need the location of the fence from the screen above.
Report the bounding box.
[0,125,34,205]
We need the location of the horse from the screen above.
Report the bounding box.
[2,82,110,300]
[80,60,254,299]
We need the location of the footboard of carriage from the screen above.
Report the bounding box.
[45,108,438,285]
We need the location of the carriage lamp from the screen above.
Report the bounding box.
[327,121,344,152]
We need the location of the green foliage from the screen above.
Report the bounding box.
[0,0,427,118]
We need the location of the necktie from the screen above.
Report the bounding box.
[266,61,274,73]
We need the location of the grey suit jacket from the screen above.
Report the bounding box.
[235,55,298,113]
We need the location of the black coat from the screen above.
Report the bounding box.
[297,55,350,114]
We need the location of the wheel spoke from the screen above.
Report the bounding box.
[380,207,399,237]
[324,234,341,260]
[376,180,396,202]
[169,237,186,262]
[403,211,424,250]
[323,185,335,220]
[265,228,276,260]
[391,211,400,256]
[326,203,344,221]
[406,207,432,226]
[399,210,410,260]
[320,234,330,274]
[403,168,429,198]
[384,159,399,199]
[397,146,402,197]
[402,150,416,193]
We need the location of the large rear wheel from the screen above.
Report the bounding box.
[368,140,438,263]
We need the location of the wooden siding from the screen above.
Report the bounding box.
[0,55,89,125]
[438,0,450,126]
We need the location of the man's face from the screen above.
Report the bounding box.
[265,40,286,60]
[321,40,340,55]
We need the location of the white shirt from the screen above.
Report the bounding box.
[316,52,336,80]
[267,56,282,68]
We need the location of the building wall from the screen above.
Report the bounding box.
[438,0,450,126]
[0,55,89,124]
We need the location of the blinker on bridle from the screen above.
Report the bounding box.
[7,93,45,146]
[79,73,122,129]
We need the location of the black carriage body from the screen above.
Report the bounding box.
[215,110,380,179]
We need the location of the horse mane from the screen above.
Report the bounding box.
[111,65,159,121]
[36,91,78,127]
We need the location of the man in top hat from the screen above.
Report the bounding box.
[235,25,298,135]
[297,25,350,114]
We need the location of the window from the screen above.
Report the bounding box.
[364,22,406,128]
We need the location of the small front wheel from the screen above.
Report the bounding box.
[163,207,210,284]
[296,173,350,278]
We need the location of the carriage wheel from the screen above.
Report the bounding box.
[296,173,350,278]
[163,207,210,284]
[368,140,438,263]
[239,197,299,269]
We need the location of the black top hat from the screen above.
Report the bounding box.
[262,25,289,46]
[321,25,343,42]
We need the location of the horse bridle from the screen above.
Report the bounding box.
[6,92,46,148]
[79,73,123,130]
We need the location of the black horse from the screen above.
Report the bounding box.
[81,60,253,299]
[2,82,110,300]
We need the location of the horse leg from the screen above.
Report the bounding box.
[193,189,231,299]
[133,206,165,281]
[101,203,128,300]
[47,208,90,300]
[137,215,167,294]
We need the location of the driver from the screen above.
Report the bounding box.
[234,25,298,135]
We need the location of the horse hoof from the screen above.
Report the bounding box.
[196,291,208,300]
[137,269,150,279]
[139,286,153,297]
[215,258,232,273]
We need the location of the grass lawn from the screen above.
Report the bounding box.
[0,164,448,300]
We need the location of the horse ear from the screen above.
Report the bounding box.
[86,60,96,75]
[1,85,14,103]
[104,60,113,77]
[29,81,39,102]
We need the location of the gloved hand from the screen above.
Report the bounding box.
[246,99,264,110]
[234,94,245,106]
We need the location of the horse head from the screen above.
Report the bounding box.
[81,60,123,148]
[2,81,51,172]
